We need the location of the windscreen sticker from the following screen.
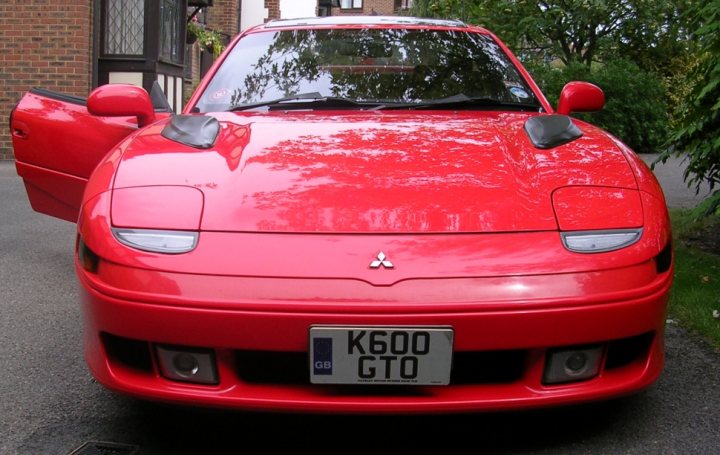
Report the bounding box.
[510,87,530,99]
[210,88,230,101]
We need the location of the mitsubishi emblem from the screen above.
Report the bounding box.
[369,251,394,269]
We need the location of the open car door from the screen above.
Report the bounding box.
[10,89,144,222]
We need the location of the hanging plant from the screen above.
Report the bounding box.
[186,30,197,45]
[187,19,225,58]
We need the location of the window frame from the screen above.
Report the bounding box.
[394,0,413,11]
[339,0,363,9]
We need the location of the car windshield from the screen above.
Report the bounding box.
[194,28,541,112]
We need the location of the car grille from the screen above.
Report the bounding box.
[234,349,527,386]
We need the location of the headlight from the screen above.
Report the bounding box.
[561,229,642,253]
[112,228,198,254]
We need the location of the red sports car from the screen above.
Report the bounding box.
[10,16,672,413]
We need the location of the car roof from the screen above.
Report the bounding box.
[262,15,468,29]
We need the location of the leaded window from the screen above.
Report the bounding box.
[160,0,183,64]
[104,0,144,55]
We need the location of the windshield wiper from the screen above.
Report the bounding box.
[379,94,542,111]
[229,92,389,111]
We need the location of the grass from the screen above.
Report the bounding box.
[668,194,720,349]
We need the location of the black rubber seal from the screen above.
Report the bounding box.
[150,80,172,113]
[524,114,582,149]
[30,88,86,106]
[161,115,220,149]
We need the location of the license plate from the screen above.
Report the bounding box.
[309,326,454,385]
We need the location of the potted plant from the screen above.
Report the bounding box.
[186,17,225,58]
[186,19,200,45]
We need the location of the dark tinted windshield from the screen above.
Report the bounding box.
[195,28,540,112]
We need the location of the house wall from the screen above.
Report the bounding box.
[240,0,296,32]
[265,0,280,21]
[240,0,267,31]
[208,0,240,37]
[0,1,94,160]
[279,0,317,19]
[331,0,398,16]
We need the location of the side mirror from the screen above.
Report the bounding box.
[87,84,156,127]
[556,81,605,116]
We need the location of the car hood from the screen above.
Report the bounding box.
[112,111,637,234]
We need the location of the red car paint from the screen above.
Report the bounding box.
[556,81,605,116]
[10,17,672,413]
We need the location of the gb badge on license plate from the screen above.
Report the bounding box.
[309,326,454,385]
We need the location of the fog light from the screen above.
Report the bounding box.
[172,353,200,377]
[543,345,603,385]
[565,352,588,375]
[156,345,218,385]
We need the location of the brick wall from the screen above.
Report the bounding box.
[184,39,202,103]
[265,0,280,21]
[207,0,239,37]
[332,0,398,16]
[0,0,93,160]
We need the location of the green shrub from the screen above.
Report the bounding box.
[527,62,590,106]
[662,0,720,193]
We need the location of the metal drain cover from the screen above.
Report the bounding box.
[69,441,139,455]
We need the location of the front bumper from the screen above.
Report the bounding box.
[79,261,671,413]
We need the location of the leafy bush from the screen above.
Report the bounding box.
[661,0,720,194]
[527,59,669,154]
[526,62,590,106]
